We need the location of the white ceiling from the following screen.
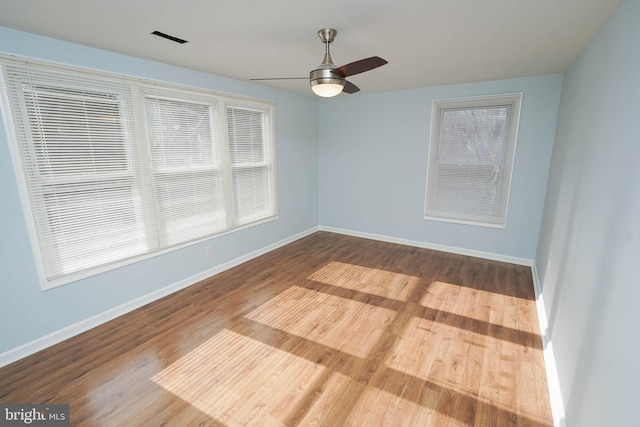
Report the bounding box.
[0,0,620,97]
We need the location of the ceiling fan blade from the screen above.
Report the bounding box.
[250,77,308,81]
[334,56,388,77]
[343,80,360,94]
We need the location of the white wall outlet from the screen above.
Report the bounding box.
[405,211,412,221]
[205,245,213,257]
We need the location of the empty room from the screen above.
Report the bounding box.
[0,1,637,426]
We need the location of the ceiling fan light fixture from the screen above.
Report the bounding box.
[310,68,345,97]
[311,80,345,97]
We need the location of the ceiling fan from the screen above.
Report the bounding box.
[251,28,388,97]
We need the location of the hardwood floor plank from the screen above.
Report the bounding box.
[474,266,503,427]
[0,232,553,426]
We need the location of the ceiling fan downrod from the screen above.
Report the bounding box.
[318,28,337,68]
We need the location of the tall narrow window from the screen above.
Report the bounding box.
[226,103,276,226]
[144,89,226,246]
[424,93,522,227]
[0,57,277,288]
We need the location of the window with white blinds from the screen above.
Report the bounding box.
[0,57,276,288]
[424,93,522,227]
[143,88,227,247]
[227,105,276,226]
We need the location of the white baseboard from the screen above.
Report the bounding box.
[531,262,567,427]
[319,225,534,266]
[0,226,319,368]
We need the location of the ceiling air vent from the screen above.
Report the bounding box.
[151,30,188,44]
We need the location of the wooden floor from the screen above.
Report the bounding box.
[0,232,553,426]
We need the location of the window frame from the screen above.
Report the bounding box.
[0,55,277,289]
[423,93,523,228]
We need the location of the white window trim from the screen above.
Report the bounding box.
[0,54,277,290]
[423,93,523,228]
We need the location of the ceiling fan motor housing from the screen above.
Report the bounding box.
[310,68,345,89]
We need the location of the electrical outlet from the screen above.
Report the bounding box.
[205,245,213,257]
[405,211,412,221]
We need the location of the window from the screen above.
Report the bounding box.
[226,104,277,226]
[143,87,227,247]
[0,57,277,288]
[424,93,522,227]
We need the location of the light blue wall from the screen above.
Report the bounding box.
[319,75,563,259]
[535,0,639,425]
[0,27,319,354]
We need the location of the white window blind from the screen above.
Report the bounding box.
[143,88,227,246]
[226,104,275,226]
[0,57,276,288]
[0,61,149,281]
[424,93,522,227]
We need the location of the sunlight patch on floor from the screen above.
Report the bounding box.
[152,329,323,426]
[294,371,356,425]
[385,315,548,426]
[245,285,396,358]
[344,385,472,426]
[308,260,420,301]
[420,281,538,334]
